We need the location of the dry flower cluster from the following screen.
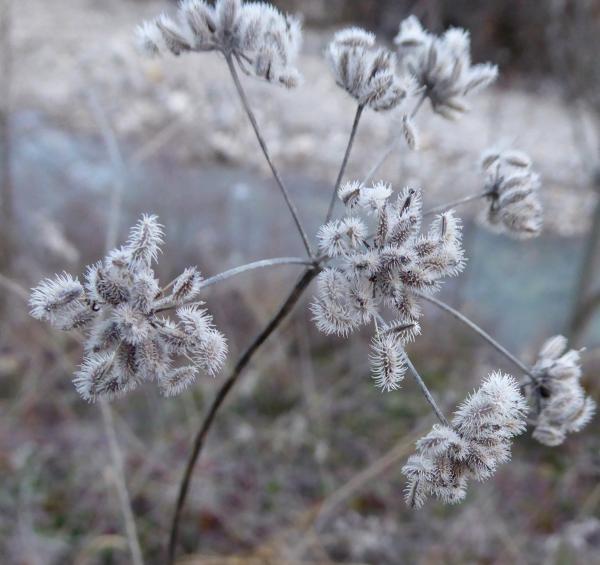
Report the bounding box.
[30,215,227,401]
[394,15,498,119]
[529,336,596,446]
[403,372,528,508]
[313,182,465,391]
[137,0,302,87]
[480,148,544,238]
[327,27,414,112]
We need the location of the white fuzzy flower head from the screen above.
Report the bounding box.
[530,335,596,446]
[480,148,543,239]
[312,181,465,389]
[327,27,412,112]
[29,215,228,402]
[394,16,498,119]
[136,0,302,88]
[402,372,527,508]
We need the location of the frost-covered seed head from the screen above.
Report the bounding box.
[312,181,465,388]
[29,215,228,402]
[327,27,411,112]
[481,148,543,239]
[394,16,497,119]
[402,372,527,508]
[530,335,596,445]
[137,0,303,88]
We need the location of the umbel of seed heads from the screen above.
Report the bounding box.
[327,27,415,112]
[312,181,465,391]
[480,148,544,239]
[137,0,302,88]
[402,372,528,508]
[394,16,498,119]
[29,215,228,401]
[528,335,596,446]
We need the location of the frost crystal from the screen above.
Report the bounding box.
[529,335,596,446]
[402,372,527,508]
[394,16,497,119]
[480,148,544,239]
[312,181,464,389]
[327,27,413,112]
[136,0,302,88]
[30,215,228,401]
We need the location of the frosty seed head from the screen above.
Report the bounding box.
[137,0,303,88]
[480,148,543,239]
[394,16,497,119]
[402,372,527,508]
[29,215,228,402]
[529,335,595,445]
[327,27,411,112]
[312,181,465,388]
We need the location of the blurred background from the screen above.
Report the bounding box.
[1,0,599,563]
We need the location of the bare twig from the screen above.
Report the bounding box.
[419,293,535,380]
[99,401,144,565]
[424,190,491,217]
[325,104,365,222]
[404,353,450,426]
[166,267,319,564]
[225,55,313,258]
[88,88,144,565]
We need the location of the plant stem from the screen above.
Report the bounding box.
[419,293,535,380]
[423,191,491,217]
[361,91,427,188]
[166,267,319,564]
[99,401,144,565]
[225,55,313,258]
[325,104,365,223]
[154,257,314,313]
[404,353,450,426]
[199,257,315,290]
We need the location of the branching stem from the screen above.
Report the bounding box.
[325,103,365,222]
[419,293,535,380]
[167,267,319,564]
[424,191,491,217]
[225,55,314,258]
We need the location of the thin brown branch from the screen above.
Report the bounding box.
[225,55,314,258]
[325,104,365,222]
[166,267,319,564]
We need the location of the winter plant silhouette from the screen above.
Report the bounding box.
[27,1,596,563]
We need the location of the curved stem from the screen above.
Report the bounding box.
[404,353,450,426]
[154,257,314,314]
[419,293,535,380]
[423,191,491,217]
[167,267,319,564]
[225,55,314,258]
[199,257,314,290]
[325,104,365,223]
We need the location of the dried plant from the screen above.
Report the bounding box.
[529,335,596,446]
[402,372,528,508]
[313,182,464,390]
[480,148,544,239]
[30,215,227,401]
[137,0,302,88]
[327,27,414,112]
[21,4,598,562]
[394,15,498,119]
